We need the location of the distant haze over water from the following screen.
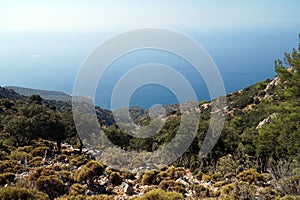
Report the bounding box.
[0,29,298,109]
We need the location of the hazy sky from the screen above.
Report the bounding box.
[0,1,299,98]
[1,0,300,32]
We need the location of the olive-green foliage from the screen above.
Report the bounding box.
[0,160,23,173]
[158,180,186,194]
[0,151,8,160]
[4,103,67,148]
[35,175,65,199]
[277,176,300,197]
[0,172,15,186]
[31,146,50,157]
[141,170,160,185]
[220,183,236,199]
[215,154,237,176]
[279,195,300,200]
[86,195,114,200]
[161,167,185,180]
[191,184,208,198]
[17,146,33,153]
[54,153,68,163]
[120,171,136,180]
[29,164,66,182]
[237,169,263,184]
[69,154,89,167]
[29,156,44,167]
[74,161,105,182]
[130,189,184,200]
[55,195,113,200]
[9,150,32,162]
[195,171,211,182]
[69,183,87,196]
[29,94,43,104]
[0,186,49,200]
[236,181,257,200]
[55,195,85,200]
[108,172,123,185]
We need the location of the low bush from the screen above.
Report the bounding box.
[220,183,236,198]
[73,161,105,183]
[0,186,49,200]
[237,169,263,184]
[108,172,123,185]
[158,180,186,194]
[130,189,184,200]
[86,195,114,200]
[0,160,23,173]
[31,146,51,157]
[35,175,65,199]
[190,185,210,199]
[0,172,15,186]
[121,171,136,180]
[141,170,160,185]
[69,183,87,196]
[17,146,33,153]
[10,150,32,162]
[29,156,44,167]
[69,155,89,167]
[0,151,8,160]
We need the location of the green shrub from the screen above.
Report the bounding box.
[35,175,65,198]
[255,186,276,199]
[54,154,68,163]
[17,146,34,153]
[61,170,73,183]
[158,180,186,194]
[279,195,300,200]
[55,195,85,200]
[108,172,123,185]
[195,171,204,180]
[258,90,266,97]
[0,142,14,153]
[69,183,87,196]
[40,167,57,177]
[73,161,105,182]
[0,172,15,186]
[121,171,136,180]
[130,189,184,200]
[29,156,44,167]
[31,146,51,157]
[69,155,89,167]
[161,167,185,180]
[141,170,160,185]
[210,172,223,182]
[0,160,23,173]
[237,169,262,184]
[236,181,257,199]
[10,150,32,162]
[0,151,8,160]
[86,195,114,200]
[220,183,236,198]
[213,179,233,188]
[0,186,49,200]
[190,185,210,198]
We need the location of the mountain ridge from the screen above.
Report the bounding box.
[4,86,72,102]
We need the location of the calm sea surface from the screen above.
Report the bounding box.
[0,30,298,109]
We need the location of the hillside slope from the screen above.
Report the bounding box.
[0,86,24,100]
[5,86,71,102]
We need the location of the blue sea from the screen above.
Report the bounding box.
[0,29,298,110]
